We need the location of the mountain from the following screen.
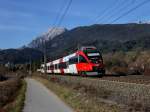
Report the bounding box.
[0,27,67,64]
[42,23,150,60]
[1,23,150,64]
[28,27,67,49]
[0,48,43,64]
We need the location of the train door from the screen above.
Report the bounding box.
[68,56,78,74]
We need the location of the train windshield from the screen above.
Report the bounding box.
[84,49,102,64]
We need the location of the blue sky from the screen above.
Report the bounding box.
[0,0,150,49]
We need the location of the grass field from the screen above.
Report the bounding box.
[33,74,150,112]
[34,76,123,112]
[4,79,26,112]
[0,77,26,112]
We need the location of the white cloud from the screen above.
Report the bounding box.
[0,24,30,31]
[0,9,35,18]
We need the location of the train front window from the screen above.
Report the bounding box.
[84,49,102,64]
[79,55,87,63]
[69,55,87,64]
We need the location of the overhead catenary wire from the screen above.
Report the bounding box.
[49,0,72,39]
[43,0,72,66]
[45,0,72,43]
[56,0,73,27]
[97,0,128,23]
[93,0,128,24]
[47,0,67,39]
[104,0,133,23]
[90,0,118,23]
[43,0,72,73]
[110,0,150,23]
[52,0,67,27]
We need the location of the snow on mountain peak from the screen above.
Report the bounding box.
[28,27,67,48]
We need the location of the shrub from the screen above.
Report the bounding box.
[0,75,7,81]
[104,52,127,69]
[125,51,139,63]
[0,66,8,74]
[110,66,128,75]
[144,68,150,76]
[104,50,150,75]
[0,78,21,108]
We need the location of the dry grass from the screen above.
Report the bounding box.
[0,66,8,75]
[144,68,150,75]
[0,78,21,108]
[34,76,121,112]
[35,74,150,112]
[3,80,27,112]
[103,50,150,75]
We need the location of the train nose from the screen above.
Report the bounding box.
[99,63,105,68]
[93,64,104,70]
[94,62,104,69]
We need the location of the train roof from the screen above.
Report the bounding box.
[80,46,96,51]
[45,46,98,64]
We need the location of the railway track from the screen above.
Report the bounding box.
[47,74,150,85]
[86,74,150,85]
[98,75,150,85]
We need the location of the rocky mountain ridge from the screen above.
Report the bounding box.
[1,23,150,64]
[28,27,67,49]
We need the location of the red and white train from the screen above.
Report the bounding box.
[39,46,105,76]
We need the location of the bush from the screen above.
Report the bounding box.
[0,66,8,74]
[144,68,150,76]
[104,50,150,75]
[125,51,140,62]
[110,66,128,75]
[0,75,8,81]
[104,52,127,69]
[4,80,26,112]
[0,78,21,108]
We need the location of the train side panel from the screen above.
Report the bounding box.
[40,46,105,76]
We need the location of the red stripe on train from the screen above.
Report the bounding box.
[59,58,64,75]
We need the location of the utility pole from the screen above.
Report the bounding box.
[29,56,32,75]
[77,43,80,63]
[44,40,47,74]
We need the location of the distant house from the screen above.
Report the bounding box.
[5,62,15,69]
[138,20,150,24]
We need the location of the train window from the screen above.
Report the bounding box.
[50,65,54,70]
[69,56,87,64]
[69,56,78,64]
[54,64,58,69]
[79,56,87,63]
[58,62,67,69]
[47,66,49,70]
